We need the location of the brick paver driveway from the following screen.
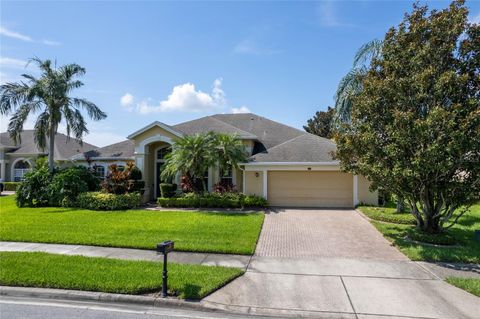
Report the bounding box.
[255,208,407,260]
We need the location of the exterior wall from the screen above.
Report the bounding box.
[244,170,263,197]
[4,154,36,182]
[132,127,179,149]
[358,175,378,206]
[234,168,243,192]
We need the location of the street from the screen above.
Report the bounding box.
[0,296,271,319]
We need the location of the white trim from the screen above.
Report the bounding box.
[353,175,359,207]
[127,121,183,139]
[135,135,174,155]
[262,169,268,199]
[242,161,340,166]
[242,169,246,193]
[73,156,135,161]
[153,145,170,199]
[11,157,33,182]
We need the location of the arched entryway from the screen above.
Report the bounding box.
[12,158,32,182]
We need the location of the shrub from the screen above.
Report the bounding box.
[48,168,89,207]
[213,181,237,193]
[160,183,177,198]
[101,162,144,194]
[157,192,268,208]
[2,182,21,191]
[70,166,101,191]
[76,192,142,210]
[15,167,52,207]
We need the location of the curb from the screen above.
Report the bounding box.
[0,286,207,312]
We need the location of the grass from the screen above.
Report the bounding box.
[445,277,480,297]
[0,252,243,299]
[0,196,264,255]
[358,204,480,263]
[359,205,416,225]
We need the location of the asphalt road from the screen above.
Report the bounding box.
[0,296,270,319]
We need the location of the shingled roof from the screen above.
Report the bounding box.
[173,116,257,139]
[0,130,98,161]
[250,133,337,163]
[73,139,134,160]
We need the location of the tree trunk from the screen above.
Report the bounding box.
[396,198,405,213]
[421,215,442,234]
[48,126,55,172]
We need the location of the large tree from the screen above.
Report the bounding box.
[304,106,335,139]
[335,0,480,233]
[0,58,106,171]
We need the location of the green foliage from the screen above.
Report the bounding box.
[101,162,144,194]
[2,182,21,191]
[359,206,416,225]
[160,183,177,198]
[0,252,243,299]
[157,192,268,208]
[0,195,264,254]
[15,167,52,207]
[161,132,247,193]
[49,168,88,207]
[0,58,106,171]
[76,192,142,210]
[34,156,48,169]
[446,277,480,297]
[335,1,480,233]
[70,166,101,191]
[304,106,335,139]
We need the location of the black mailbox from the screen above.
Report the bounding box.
[157,240,174,254]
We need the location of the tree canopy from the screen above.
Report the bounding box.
[334,0,480,233]
[304,106,335,139]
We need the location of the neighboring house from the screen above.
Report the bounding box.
[71,113,378,207]
[0,130,97,182]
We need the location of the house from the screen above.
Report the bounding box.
[0,130,97,182]
[75,113,378,207]
[1,113,377,207]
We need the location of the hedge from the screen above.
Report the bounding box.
[157,193,267,208]
[76,192,142,211]
[2,182,21,191]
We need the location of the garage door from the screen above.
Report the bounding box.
[268,171,353,208]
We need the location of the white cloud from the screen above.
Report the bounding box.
[0,57,27,68]
[0,26,32,42]
[231,106,251,114]
[120,93,135,110]
[233,39,279,56]
[135,78,226,114]
[42,39,61,46]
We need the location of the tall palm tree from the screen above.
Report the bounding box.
[334,39,383,123]
[215,133,248,176]
[0,58,106,171]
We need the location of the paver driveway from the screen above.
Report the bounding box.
[255,208,406,260]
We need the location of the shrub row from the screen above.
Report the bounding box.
[157,192,267,208]
[76,192,142,211]
[2,182,21,191]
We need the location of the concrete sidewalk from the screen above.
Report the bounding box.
[203,256,480,319]
[0,241,250,269]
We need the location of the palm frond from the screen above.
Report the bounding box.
[0,82,31,115]
[72,98,107,120]
[353,39,383,68]
[33,111,50,150]
[7,103,37,144]
[334,68,365,122]
[60,63,86,81]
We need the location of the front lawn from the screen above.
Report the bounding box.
[0,196,264,255]
[445,277,480,297]
[358,204,480,263]
[0,252,243,299]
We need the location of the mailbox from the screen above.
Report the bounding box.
[157,240,174,254]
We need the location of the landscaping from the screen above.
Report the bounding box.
[157,192,268,209]
[0,196,264,255]
[445,277,480,297]
[358,204,480,263]
[0,252,243,299]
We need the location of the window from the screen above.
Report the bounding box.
[220,166,233,184]
[203,168,209,191]
[13,160,31,182]
[93,165,105,178]
[117,165,125,172]
[157,147,171,160]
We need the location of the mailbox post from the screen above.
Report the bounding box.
[156,240,174,298]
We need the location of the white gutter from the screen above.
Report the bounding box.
[241,161,340,166]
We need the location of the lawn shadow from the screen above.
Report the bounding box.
[182,283,202,300]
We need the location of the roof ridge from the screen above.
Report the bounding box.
[206,116,258,137]
[261,133,334,153]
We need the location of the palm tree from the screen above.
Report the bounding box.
[334,39,383,123]
[161,133,217,192]
[0,58,106,171]
[215,133,248,176]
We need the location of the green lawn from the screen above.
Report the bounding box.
[0,196,264,255]
[358,204,480,263]
[445,277,480,297]
[0,252,243,299]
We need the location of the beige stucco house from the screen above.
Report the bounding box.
[2,113,378,207]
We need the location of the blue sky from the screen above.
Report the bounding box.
[1,0,479,146]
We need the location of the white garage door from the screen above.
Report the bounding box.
[268,171,353,208]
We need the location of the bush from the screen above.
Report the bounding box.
[16,167,52,207]
[70,166,101,191]
[48,168,89,207]
[213,181,237,193]
[2,182,21,191]
[76,192,142,211]
[101,162,144,194]
[157,192,268,208]
[160,183,177,198]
